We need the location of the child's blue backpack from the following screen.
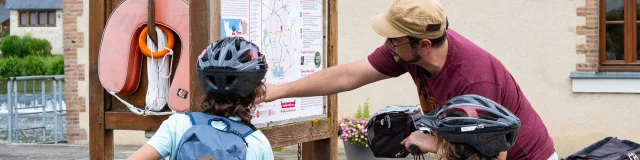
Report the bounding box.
[172,112,256,160]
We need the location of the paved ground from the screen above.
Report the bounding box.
[0,143,436,160]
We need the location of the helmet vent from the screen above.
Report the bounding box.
[497,107,510,116]
[214,52,220,61]
[238,53,250,63]
[505,131,516,144]
[207,75,218,86]
[444,110,467,117]
[478,112,498,121]
[226,76,236,87]
[225,50,233,60]
[235,40,242,51]
[201,56,209,62]
[453,100,467,104]
[474,97,490,107]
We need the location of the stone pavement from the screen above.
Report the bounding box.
[0,143,436,160]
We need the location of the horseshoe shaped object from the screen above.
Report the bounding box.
[98,0,191,112]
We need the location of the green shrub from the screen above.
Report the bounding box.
[0,58,4,76]
[24,55,46,75]
[43,55,64,75]
[0,34,52,58]
[0,55,63,78]
[0,57,25,78]
[24,36,52,57]
[1,35,27,58]
[355,98,371,119]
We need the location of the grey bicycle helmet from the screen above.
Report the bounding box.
[197,37,268,97]
[418,94,520,159]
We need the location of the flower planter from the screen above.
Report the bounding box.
[343,140,377,160]
[343,141,403,160]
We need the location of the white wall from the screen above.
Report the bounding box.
[337,0,640,157]
[10,10,64,55]
[75,0,90,145]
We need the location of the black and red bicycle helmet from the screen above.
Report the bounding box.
[418,94,520,158]
[197,37,268,97]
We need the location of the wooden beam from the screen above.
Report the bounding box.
[105,113,331,149]
[89,0,113,160]
[327,0,339,158]
[210,0,221,42]
[105,112,169,130]
[261,118,331,148]
[188,0,209,112]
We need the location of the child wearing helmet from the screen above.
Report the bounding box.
[128,36,274,160]
[402,94,521,160]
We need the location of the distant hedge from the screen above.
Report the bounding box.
[1,34,52,58]
[0,55,64,78]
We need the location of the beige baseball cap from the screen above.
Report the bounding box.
[371,0,447,39]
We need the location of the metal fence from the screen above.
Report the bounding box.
[2,75,66,144]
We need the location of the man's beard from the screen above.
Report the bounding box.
[395,48,421,64]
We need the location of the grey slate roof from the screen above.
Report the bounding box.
[0,5,8,23]
[5,0,63,10]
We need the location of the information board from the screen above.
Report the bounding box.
[220,0,326,125]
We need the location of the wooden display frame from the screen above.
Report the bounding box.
[88,0,338,159]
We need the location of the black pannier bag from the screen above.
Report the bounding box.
[365,105,423,158]
[565,136,640,160]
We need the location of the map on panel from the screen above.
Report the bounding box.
[262,0,301,79]
[221,0,325,124]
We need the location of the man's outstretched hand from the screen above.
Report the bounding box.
[254,83,283,104]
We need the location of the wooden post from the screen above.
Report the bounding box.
[89,0,114,160]
[189,0,210,112]
[328,0,339,158]
[301,0,339,159]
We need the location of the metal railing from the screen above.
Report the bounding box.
[3,75,66,144]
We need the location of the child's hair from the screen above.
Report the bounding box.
[199,82,267,124]
[435,135,496,160]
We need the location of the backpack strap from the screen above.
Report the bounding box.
[227,118,256,138]
[187,112,256,138]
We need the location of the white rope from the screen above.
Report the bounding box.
[109,91,173,116]
[108,26,176,116]
[145,26,174,112]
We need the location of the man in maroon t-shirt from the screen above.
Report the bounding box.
[255,0,556,159]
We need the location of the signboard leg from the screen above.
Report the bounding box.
[302,139,332,160]
[89,0,114,159]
